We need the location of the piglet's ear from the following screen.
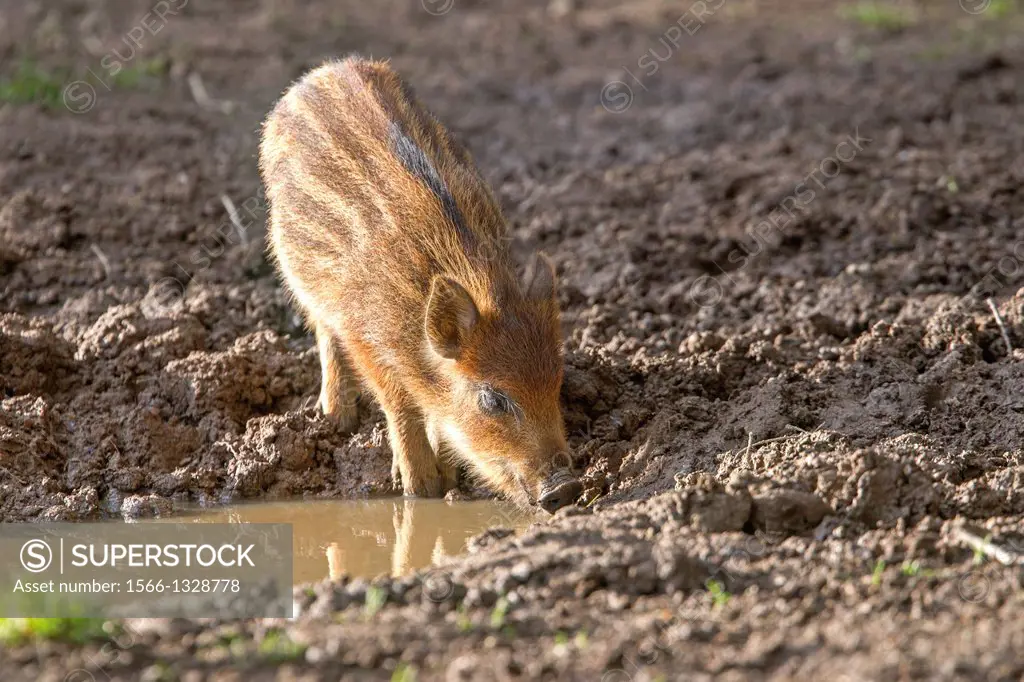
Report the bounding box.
[425,276,478,360]
[522,252,557,302]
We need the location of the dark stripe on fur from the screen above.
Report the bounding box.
[389,121,471,245]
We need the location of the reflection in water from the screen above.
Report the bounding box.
[156,498,535,585]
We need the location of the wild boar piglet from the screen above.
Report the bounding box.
[259,56,582,513]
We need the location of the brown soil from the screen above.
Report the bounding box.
[3,0,1024,679]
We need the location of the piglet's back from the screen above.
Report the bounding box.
[259,57,508,316]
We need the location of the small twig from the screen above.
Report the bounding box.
[101,435,122,458]
[744,424,829,455]
[746,431,810,451]
[186,72,213,108]
[786,421,826,434]
[90,243,112,278]
[220,195,249,246]
[0,465,27,486]
[986,298,1013,355]
[954,528,1018,566]
[187,72,233,113]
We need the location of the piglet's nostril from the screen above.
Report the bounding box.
[537,477,582,514]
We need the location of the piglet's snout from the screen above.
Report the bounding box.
[537,468,582,514]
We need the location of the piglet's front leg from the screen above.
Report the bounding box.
[315,323,361,433]
[382,399,458,497]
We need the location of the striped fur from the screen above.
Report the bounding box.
[260,57,574,507]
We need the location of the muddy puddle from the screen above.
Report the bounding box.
[147,499,535,585]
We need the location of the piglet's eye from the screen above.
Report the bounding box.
[478,388,512,416]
